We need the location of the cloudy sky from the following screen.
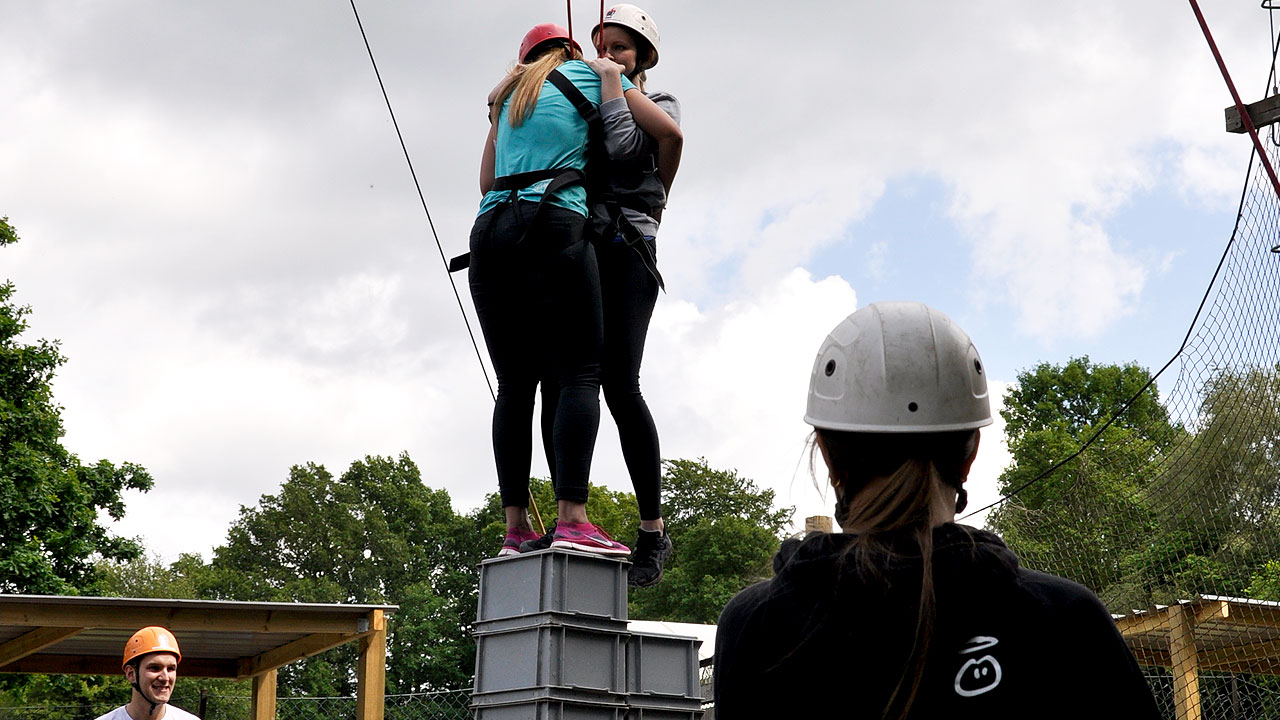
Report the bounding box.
[2,1,1272,561]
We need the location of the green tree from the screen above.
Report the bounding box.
[988,357,1180,601]
[1127,364,1280,606]
[192,454,482,696]
[629,458,793,623]
[0,215,153,594]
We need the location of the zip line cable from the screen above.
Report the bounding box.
[348,1,561,533]
[347,0,496,403]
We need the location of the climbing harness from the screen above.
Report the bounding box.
[450,68,665,290]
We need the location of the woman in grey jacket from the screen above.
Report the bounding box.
[527,4,683,589]
[588,3,681,589]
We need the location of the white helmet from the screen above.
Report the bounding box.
[805,302,992,433]
[593,4,661,69]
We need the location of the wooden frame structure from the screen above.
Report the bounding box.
[0,595,396,720]
[1225,95,1280,134]
[1117,595,1280,720]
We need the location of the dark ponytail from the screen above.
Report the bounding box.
[814,429,978,720]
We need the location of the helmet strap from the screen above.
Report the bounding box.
[128,658,162,716]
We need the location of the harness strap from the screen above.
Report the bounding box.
[600,199,664,290]
[449,166,588,272]
[545,69,665,290]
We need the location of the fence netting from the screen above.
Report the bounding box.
[981,76,1280,719]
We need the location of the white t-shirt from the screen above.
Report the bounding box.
[95,703,201,720]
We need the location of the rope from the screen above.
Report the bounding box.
[347,0,496,403]
[349,1,557,534]
[1188,0,1280,205]
[566,0,574,49]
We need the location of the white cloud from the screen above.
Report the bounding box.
[1,0,1262,560]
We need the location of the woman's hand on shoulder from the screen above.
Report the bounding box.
[587,56,624,78]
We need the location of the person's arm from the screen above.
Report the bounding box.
[479,121,497,195]
[586,56,626,104]
[623,89,683,193]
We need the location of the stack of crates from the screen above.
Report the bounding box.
[471,548,703,720]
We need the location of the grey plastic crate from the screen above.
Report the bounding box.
[623,706,703,720]
[625,691,703,720]
[474,609,629,635]
[478,549,628,623]
[473,696,627,720]
[472,686,627,707]
[625,632,702,699]
[475,623,627,694]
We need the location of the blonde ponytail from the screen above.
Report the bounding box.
[490,44,583,128]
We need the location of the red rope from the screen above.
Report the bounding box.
[599,0,605,55]
[566,0,573,50]
[1188,0,1280,203]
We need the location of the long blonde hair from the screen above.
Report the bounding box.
[490,44,584,128]
[813,428,978,720]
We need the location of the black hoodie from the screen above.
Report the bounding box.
[713,523,1160,719]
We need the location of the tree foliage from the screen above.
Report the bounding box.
[988,357,1181,597]
[0,215,153,594]
[1116,364,1280,607]
[989,356,1280,614]
[629,458,793,623]
[187,454,485,696]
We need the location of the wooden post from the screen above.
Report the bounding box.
[356,609,387,720]
[1170,604,1201,720]
[804,516,833,535]
[251,669,277,720]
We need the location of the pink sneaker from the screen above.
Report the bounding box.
[498,528,542,557]
[550,522,631,556]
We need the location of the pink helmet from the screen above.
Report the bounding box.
[519,23,582,63]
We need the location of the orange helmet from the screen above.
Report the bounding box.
[122,626,181,669]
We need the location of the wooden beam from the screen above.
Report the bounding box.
[0,654,238,678]
[237,632,358,679]
[1116,610,1171,638]
[252,669,278,720]
[1226,94,1280,133]
[356,610,386,720]
[1170,604,1201,720]
[1128,645,1171,668]
[0,627,84,667]
[1199,638,1280,673]
[0,604,370,634]
[1193,599,1229,625]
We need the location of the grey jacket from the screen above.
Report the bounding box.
[592,91,681,238]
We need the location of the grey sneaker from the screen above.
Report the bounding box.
[519,520,556,553]
[628,529,673,588]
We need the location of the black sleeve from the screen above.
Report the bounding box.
[1069,593,1163,719]
[713,583,770,719]
[1024,571,1162,719]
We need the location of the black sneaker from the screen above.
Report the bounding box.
[519,520,556,553]
[628,528,673,588]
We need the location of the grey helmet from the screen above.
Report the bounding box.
[805,302,992,433]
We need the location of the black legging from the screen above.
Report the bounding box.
[470,200,602,508]
[540,233,662,520]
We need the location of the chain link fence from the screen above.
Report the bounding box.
[0,689,472,720]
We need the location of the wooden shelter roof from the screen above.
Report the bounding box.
[1116,595,1280,676]
[0,594,397,680]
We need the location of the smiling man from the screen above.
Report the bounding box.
[96,627,198,720]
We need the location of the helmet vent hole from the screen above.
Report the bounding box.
[908,402,919,412]
[824,359,836,376]
[974,359,983,374]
